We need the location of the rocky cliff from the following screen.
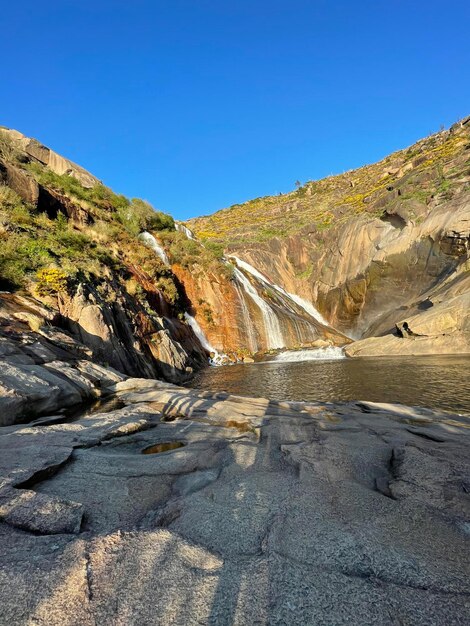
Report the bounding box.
[0,128,212,399]
[0,125,350,426]
[190,116,470,354]
[2,116,470,426]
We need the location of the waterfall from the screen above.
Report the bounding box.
[232,267,284,349]
[274,346,345,362]
[229,255,327,325]
[233,279,259,353]
[184,313,225,365]
[175,222,196,240]
[282,292,328,325]
[139,232,170,265]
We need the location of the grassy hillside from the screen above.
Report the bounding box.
[189,118,470,246]
[0,130,228,306]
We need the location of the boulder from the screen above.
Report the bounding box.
[0,160,39,204]
[0,362,83,425]
[148,329,193,383]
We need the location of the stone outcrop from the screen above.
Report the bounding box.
[0,159,40,205]
[0,379,469,624]
[346,259,470,356]
[0,294,126,425]
[1,127,100,188]
[0,289,208,425]
[0,157,96,226]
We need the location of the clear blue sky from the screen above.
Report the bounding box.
[2,1,469,220]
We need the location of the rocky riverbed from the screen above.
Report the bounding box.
[1,376,469,625]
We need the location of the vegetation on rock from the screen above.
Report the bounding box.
[189,121,470,246]
[0,134,190,317]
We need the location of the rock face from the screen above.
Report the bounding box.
[1,125,351,364]
[173,263,349,355]
[189,118,470,354]
[0,379,469,624]
[346,270,470,357]
[0,293,126,425]
[0,128,218,389]
[0,289,209,425]
[1,128,100,188]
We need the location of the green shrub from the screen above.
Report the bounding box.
[156,276,179,305]
[0,185,23,211]
[0,131,20,162]
[200,303,215,326]
[115,198,174,236]
[204,240,224,259]
[0,234,29,288]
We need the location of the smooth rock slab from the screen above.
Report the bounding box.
[0,382,469,624]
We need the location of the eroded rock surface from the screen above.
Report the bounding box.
[0,289,209,426]
[0,381,469,624]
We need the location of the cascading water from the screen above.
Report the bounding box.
[184,313,225,366]
[232,278,259,354]
[282,292,328,325]
[229,256,327,325]
[232,267,284,349]
[274,346,345,362]
[175,222,196,240]
[139,232,170,265]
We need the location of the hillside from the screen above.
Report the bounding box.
[0,127,216,388]
[190,119,470,246]
[1,117,469,403]
[188,117,470,348]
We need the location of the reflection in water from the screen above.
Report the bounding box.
[188,355,470,414]
[31,395,125,427]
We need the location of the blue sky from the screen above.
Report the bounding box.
[1,1,469,220]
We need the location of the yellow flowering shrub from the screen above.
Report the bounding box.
[36,268,68,295]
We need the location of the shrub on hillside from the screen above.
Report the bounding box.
[0,131,20,162]
[156,276,179,305]
[36,268,69,295]
[28,164,175,236]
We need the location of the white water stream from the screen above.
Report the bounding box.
[232,279,259,353]
[184,313,225,366]
[229,256,328,325]
[175,222,196,240]
[140,230,226,365]
[139,232,170,265]
[232,267,284,349]
[274,346,345,362]
[141,229,335,361]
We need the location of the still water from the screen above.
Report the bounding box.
[188,353,470,415]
